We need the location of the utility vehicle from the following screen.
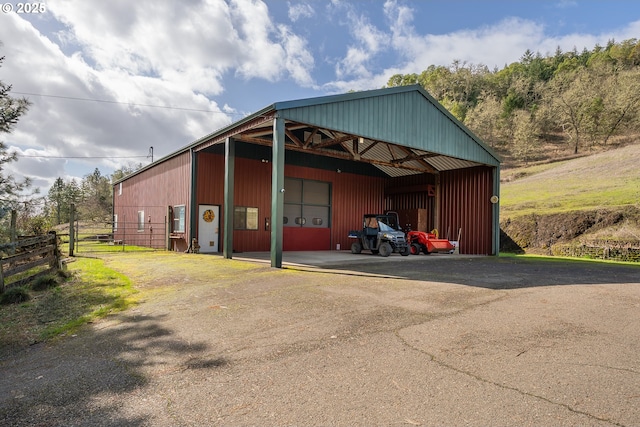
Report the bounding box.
[348,213,410,257]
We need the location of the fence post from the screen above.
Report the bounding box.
[69,204,75,256]
[76,219,79,254]
[9,210,17,271]
[49,231,60,269]
[9,210,17,256]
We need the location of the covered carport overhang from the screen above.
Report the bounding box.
[191,86,501,267]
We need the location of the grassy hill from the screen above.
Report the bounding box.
[499,142,640,255]
[501,143,640,217]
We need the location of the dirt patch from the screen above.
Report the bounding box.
[501,205,640,254]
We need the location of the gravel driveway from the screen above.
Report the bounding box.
[1,253,639,426]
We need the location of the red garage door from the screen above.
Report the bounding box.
[283,177,331,251]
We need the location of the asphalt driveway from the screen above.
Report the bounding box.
[1,253,639,426]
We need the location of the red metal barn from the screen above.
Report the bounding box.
[113,85,501,267]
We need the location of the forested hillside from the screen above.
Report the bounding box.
[387,38,640,167]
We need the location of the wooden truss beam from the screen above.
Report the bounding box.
[234,119,438,175]
[236,135,433,174]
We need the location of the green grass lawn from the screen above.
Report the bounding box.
[0,251,267,355]
[0,257,139,355]
[501,144,640,218]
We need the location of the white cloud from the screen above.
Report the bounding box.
[6,146,69,192]
[333,2,389,79]
[336,47,372,79]
[278,25,315,86]
[230,0,284,81]
[288,2,314,21]
[383,0,414,35]
[391,15,640,71]
[45,0,314,90]
[0,0,316,195]
[404,18,546,69]
[326,1,640,92]
[0,8,229,194]
[228,0,314,85]
[48,0,241,95]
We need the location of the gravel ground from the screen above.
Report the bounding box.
[1,253,639,426]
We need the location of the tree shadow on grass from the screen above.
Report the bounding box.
[0,313,219,427]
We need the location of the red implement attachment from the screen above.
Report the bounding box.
[407,231,455,255]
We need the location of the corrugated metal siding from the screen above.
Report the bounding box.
[113,151,191,251]
[385,191,433,211]
[438,166,494,255]
[115,148,493,254]
[384,173,436,231]
[196,152,386,252]
[196,153,273,252]
[278,90,500,167]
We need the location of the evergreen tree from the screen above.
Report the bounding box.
[0,49,33,240]
[0,53,31,204]
[79,168,112,222]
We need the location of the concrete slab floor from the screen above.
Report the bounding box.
[230,250,477,268]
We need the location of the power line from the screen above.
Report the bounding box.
[17,145,155,161]
[17,154,149,159]
[9,91,235,114]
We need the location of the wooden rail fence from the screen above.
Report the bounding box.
[0,232,61,293]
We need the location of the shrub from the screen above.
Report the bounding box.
[57,269,72,280]
[0,287,31,305]
[31,275,59,291]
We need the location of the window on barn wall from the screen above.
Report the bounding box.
[173,205,186,233]
[284,178,330,228]
[234,206,258,230]
[113,214,118,232]
[137,211,144,232]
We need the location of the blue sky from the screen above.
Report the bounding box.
[1,0,639,197]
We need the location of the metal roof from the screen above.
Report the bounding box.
[272,85,500,171]
[116,85,500,183]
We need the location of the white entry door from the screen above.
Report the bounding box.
[198,205,220,253]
